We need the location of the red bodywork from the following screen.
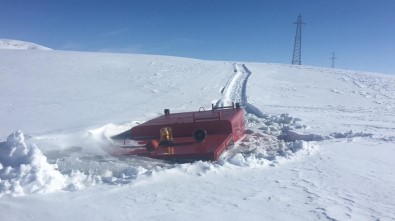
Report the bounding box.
[111,106,245,161]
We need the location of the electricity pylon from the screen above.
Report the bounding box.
[330,52,336,68]
[292,14,305,65]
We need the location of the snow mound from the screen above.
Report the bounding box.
[0,39,52,50]
[218,113,318,167]
[0,131,65,197]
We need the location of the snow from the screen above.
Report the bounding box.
[0,39,52,50]
[0,47,394,220]
[0,131,65,196]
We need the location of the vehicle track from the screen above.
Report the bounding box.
[215,63,264,118]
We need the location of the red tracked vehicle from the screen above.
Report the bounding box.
[110,103,245,161]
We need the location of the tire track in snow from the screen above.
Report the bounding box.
[216,63,264,118]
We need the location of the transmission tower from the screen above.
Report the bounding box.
[292,14,305,65]
[330,52,336,68]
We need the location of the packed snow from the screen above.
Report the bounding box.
[0,48,394,221]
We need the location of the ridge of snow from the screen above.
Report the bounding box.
[0,39,52,50]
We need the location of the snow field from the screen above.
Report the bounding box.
[0,48,395,220]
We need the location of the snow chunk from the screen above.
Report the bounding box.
[0,131,65,197]
[330,130,373,139]
[229,153,246,166]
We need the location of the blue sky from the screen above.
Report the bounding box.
[1,0,394,74]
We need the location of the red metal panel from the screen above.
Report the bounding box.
[110,107,245,161]
[112,134,233,161]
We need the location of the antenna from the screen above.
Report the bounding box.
[330,52,336,68]
[292,14,305,65]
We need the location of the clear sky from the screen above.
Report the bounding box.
[1,0,394,74]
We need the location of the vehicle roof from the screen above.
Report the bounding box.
[139,108,243,126]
